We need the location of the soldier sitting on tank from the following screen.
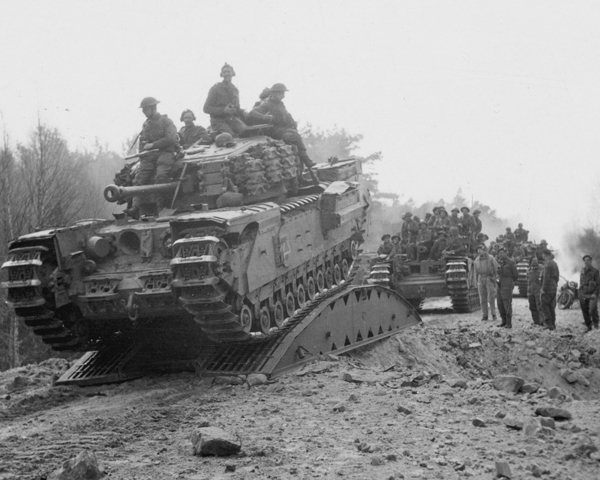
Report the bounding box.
[416,221,434,261]
[248,83,317,171]
[430,231,448,261]
[428,208,440,227]
[400,212,413,241]
[178,109,209,149]
[377,234,396,260]
[512,243,525,263]
[203,63,247,137]
[514,223,529,243]
[443,226,467,256]
[124,97,178,219]
[434,208,451,231]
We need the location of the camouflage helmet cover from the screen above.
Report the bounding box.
[139,97,159,108]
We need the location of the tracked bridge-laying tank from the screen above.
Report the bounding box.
[2,132,421,385]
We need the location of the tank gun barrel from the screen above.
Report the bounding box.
[103,181,179,203]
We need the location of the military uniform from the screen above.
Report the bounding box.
[429,236,447,261]
[514,226,528,242]
[178,124,208,149]
[540,256,560,330]
[203,82,247,135]
[579,263,600,330]
[527,263,542,325]
[249,97,313,168]
[474,253,499,320]
[496,255,519,327]
[444,236,466,256]
[134,112,178,209]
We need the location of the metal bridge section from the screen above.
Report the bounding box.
[56,284,421,386]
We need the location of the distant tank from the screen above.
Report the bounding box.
[1,130,370,352]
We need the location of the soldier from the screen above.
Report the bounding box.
[540,248,560,330]
[535,240,548,261]
[460,207,473,236]
[249,83,316,171]
[473,245,499,322]
[178,109,208,149]
[512,243,525,263]
[428,207,440,227]
[449,208,461,228]
[400,212,414,241]
[377,234,396,259]
[579,254,600,332]
[429,231,448,261]
[444,226,466,256]
[472,209,483,237]
[527,257,543,326]
[203,63,247,136]
[504,227,516,255]
[125,97,178,218]
[417,221,434,260]
[496,246,519,328]
[434,208,451,231]
[514,223,529,242]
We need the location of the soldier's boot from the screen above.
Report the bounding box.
[498,317,507,328]
[505,317,512,329]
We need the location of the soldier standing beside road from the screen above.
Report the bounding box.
[473,245,499,322]
[527,257,543,326]
[540,248,560,330]
[203,63,247,136]
[249,83,317,172]
[496,246,519,328]
[579,254,600,332]
[125,97,178,218]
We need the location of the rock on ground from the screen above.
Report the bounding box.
[191,427,241,457]
[48,450,102,480]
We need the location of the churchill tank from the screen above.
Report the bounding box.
[2,130,421,384]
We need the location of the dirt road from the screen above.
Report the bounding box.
[1,297,599,480]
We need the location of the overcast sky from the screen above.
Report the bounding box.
[1,0,599,268]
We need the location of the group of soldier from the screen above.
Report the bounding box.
[377,206,485,262]
[124,63,316,218]
[474,238,559,330]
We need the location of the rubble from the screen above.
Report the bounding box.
[492,375,524,393]
[191,427,241,456]
[48,451,102,480]
[535,407,573,421]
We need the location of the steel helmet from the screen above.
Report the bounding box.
[270,83,288,93]
[215,132,233,147]
[139,97,160,108]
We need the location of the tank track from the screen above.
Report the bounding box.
[445,259,481,313]
[172,194,357,343]
[516,261,528,297]
[1,246,91,351]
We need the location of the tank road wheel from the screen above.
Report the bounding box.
[239,305,253,333]
[350,240,360,260]
[316,270,325,292]
[296,283,307,307]
[257,306,271,334]
[333,264,342,285]
[341,259,350,279]
[306,276,317,300]
[273,300,285,327]
[325,267,334,289]
[285,291,296,316]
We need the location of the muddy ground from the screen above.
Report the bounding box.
[1,296,599,480]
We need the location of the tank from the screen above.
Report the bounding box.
[366,254,480,312]
[1,132,370,352]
